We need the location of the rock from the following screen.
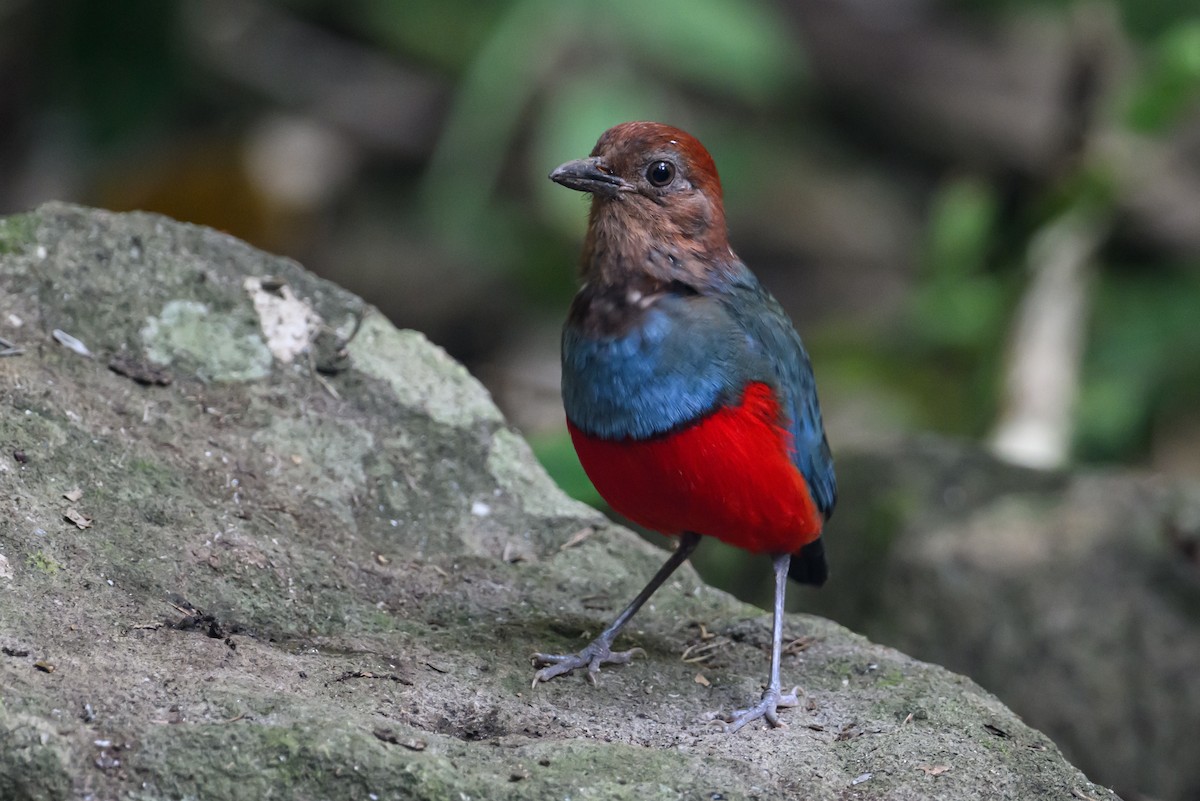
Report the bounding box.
[807,438,1200,801]
[0,203,1118,800]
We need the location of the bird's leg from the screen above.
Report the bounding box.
[532,532,701,686]
[720,552,801,732]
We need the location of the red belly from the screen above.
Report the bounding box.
[568,382,822,554]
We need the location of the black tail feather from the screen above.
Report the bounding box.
[788,538,828,586]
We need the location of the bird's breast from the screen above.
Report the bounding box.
[568,382,823,553]
[561,297,744,440]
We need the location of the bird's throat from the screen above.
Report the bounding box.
[581,199,735,290]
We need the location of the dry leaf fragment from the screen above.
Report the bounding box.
[983,723,1011,738]
[559,526,595,550]
[108,354,172,385]
[783,635,815,655]
[918,765,951,776]
[835,722,861,742]
[52,329,92,358]
[680,639,725,664]
[694,672,711,687]
[334,670,414,686]
[0,335,24,357]
[373,727,397,744]
[64,508,92,529]
[63,488,84,502]
[373,728,427,750]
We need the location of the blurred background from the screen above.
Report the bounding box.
[4,1,1200,798]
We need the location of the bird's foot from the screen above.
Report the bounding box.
[713,685,801,733]
[531,639,645,687]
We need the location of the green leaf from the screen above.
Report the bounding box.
[348,0,508,72]
[911,275,1006,351]
[528,430,603,508]
[606,0,803,101]
[1075,267,1200,459]
[924,176,999,280]
[1126,18,1200,133]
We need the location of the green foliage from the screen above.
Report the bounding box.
[1076,267,1200,459]
[419,0,803,269]
[912,177,1007,353]
[1126,18,1200,132]
[899,26,1199,458]
[45,0,182,148]
[0,213,35,255]
[1119,0,1200,40]
[26,552,62,575]
[926,178,1000,279]
[601,0,801,102]
[348,0,508,72]
[955,0,1196,41]
[527,430,603,508]
[893,176,1012,436]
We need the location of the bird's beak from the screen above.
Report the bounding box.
[549,157,633,197]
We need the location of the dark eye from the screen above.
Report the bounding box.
[646,160,675,187]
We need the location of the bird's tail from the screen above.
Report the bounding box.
[788,538,827,586]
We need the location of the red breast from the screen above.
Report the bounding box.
[568,383,823,554]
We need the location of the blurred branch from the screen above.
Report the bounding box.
[990,208,1107,468]
[180,0,446,157]
[0,0,33,28]
[1113,121,1200,255]
[787,0,1111,173]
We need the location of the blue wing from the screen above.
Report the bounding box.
[721,268,837,521]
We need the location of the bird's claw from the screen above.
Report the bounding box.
[714,685,802,733]
[531,644,645,687]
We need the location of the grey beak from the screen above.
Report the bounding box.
[549,157,634,197]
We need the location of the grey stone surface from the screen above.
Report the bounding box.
[808,438,1200,801]
[0,204,1119,800]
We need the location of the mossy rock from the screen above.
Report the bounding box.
[0,204,1118,800]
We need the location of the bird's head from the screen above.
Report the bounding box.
[550,121,734,287]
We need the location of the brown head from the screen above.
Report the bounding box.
[550,122,736,288]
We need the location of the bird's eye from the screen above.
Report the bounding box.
[646,160,675,187]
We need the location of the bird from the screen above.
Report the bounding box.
[531,121,836,732]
